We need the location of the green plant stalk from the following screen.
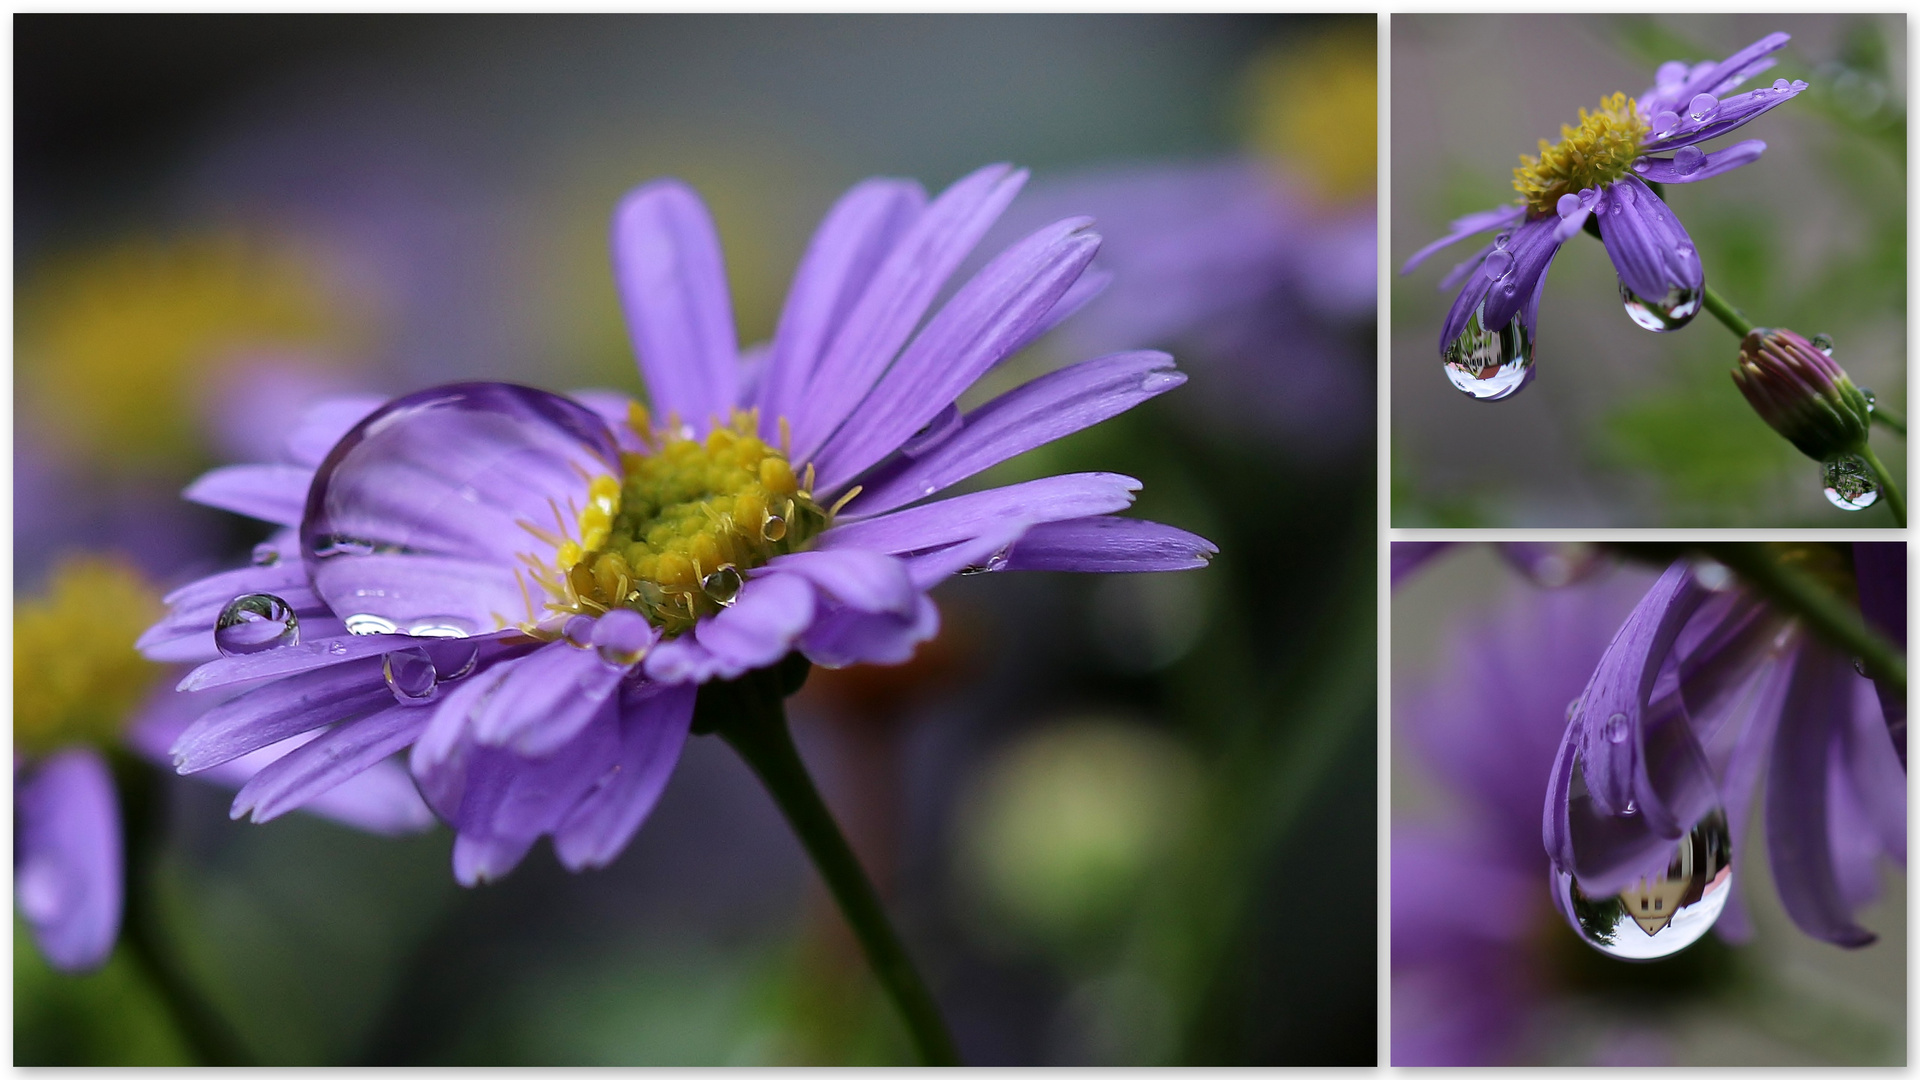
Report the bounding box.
[1700,283,1756,338]
[1858,445,1906,526]
[1872,407,1906,437]
[1698,543,1906,695]
[707,666,960,1066]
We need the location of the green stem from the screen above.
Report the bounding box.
[1697,543,1906,696]
[1872,407,1906,437]
[1700,283,1755,338]
[705,664,960,1066]
[1858,445,1906,526]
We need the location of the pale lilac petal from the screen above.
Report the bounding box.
[1767,643,1877,946]
[171,660,393,772]
[470,640,627,757]
[788,164,1028,460]
[183,464,315,527]
[1633,140,1766,184]
[284,394,387,466]
[410,659,522,816]
[764,548,917,616]
[139,560,323,663]
[756,178,928,431]
[612,180,740,427]
[1574,562,1708,815]
[553,683,698,870]
[1598,177,1702,303]
[1000,266,1112,361]
[180,630,524,695]
[1710,651,1792,944]
[1840,675,1905,866]
[1002,515,1215,572]
[820,472,1139,555]
[1401,203,1526,275]
[694,572,817,675]
[811,216,1102,491]
[899,522,1034,588]
[800,595,940,669]
[230,706,431,824]
[452,830,538,887]
[16,750,122,973]
[642,635,727,685]
[849,351,1181,517]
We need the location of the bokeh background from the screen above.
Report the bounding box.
[1392,14,1906,527]
[14,14,1376,1064]
[1392,544,1905,1065]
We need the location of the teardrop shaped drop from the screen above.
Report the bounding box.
[1556,807,1733,961]
[383,646,440,706]
[1442,304,1535,401]
[1822,454,1880,511]
[1618,279,1702,332]
[215,594,300,656]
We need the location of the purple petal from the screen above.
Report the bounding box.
[171,660,394,773]
[1643,32,1793,118]
[452,830,538,887]
[1634,140,1766,184]
[1575,562,1708,815]
[139,560,323,664]
[1767,643,1877,946]
[800,595,940,669]
[849,350,1181,517]
[755,178,928,434]
[1000,265,1112,361]
[1002,515,1216,572]
[16,749,122,973]
[1479,214,1565,337]
[1852,541,1905,767]
[180,630,525,694]
[611,180,740,427]
[230,706,431,824]
[821,472,1139,555]
[1839,674,1906,867]
[1401,203,1526,275]
[411,659,522,817]
[642,635,727,685]
[1644,82,1806,152]
[1391,542,1453,587]
[552,682,697,871]
[184,464,315,527]
[811,216,1102,491]
[788,164,1028,461]
[899,522,1033,588]
[284,394,387,466]
[693,572,816,676]
[468,640,627,757]
[763,548,917,616]
[1598,178,1701,311]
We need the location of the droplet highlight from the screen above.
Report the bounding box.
[1605,712,1630,744]
[1810,332,1835,356]
[1442,304,1535,401]
[1687,93,1718,123]
[215,594,300,656]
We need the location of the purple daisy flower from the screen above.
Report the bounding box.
[143,163,1216,887]
[1400,32,1808,400]
[1544,545,1904,957]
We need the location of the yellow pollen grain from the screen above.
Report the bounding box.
[1513,92,1649,216]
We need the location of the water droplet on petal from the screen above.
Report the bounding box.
[251,542,281,567]
[1773,78,1791,91]
[1556,802,1733,961]
[1862,388,1876,412]
[1687,93,1718,122]
[1652,110,1681,134]
[1810,332,1835,356]
[215,594,300,656]
[1690,557,1734,592]
[1442,304,1535,401]
[563,614,597,648]
[959,548,1011,576]
[1633,157,1651,173]
[1673,145,1706,176]
[383,646,439,706]
[1615,183,1636,206]
[1481,250,1513,280]
[1138,371,1184,394]
[1823,455,1880,510]
[701,565,743,606]
[761,514,788,542]
[1791,80,1808,92]
[433,641,481,682]
[1605,712,1630,744]
[1556,193,1581,218]
[1565,697,1583,724]
[900,403,963,458]
[1618,279,1702,332]
[343,613,400,636]
[1493,231,1512,250]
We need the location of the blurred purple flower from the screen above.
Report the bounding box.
[142,163,1215,886]
[1401,33,1807,397]
[16,750,124,973]
[1544,547,1905,949]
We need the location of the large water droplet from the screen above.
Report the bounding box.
[215,594,300,656]
[1556,807,1733,961]
[1773,78,1791,91]
[1652,110,1681,134]
[1822,455,1880,510]
[1481,250,1513,280]
[1810,332,1835,356]
[1687,93,1718,123]
[1605,712,1630,744]
[383,646,439,706]
[1672,145,1706,176]
[701,565,743,606]
[1618,279,1702,332]
[1442,304,1535,400]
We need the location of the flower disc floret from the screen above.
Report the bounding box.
[1513,93,1649,215]
[547,404,832,636]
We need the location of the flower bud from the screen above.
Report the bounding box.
[1730,328,1873,461]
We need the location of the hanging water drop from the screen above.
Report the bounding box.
[383,646,439,706]
[1442,304,1535,401]
[1822,455,1880,511]
[1605,712,1630,744]
[215,594,300,656]
[1556,807,1733,961]
[1618,279,1702,332]
[701,565,743,606]
[1810,332,1835,356]
[1672,145,1706,176]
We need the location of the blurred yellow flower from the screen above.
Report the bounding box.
[1245,26,1378,201]
[14,555,164,756]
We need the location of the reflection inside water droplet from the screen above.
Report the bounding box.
[761,514,788,542]
[1442,304,1534,400]
[1811,332,1835,356]
[1618,279,1702,332]
[1672,145,1706,176]
[1556,806,1733,962]
[251,542,281,567]
[215,594,300,656]
[1687,93,1718,122]
[701,565,743,606]
[960,548,1011,576]
[383,646,439,706]
[1822,455,1880,511]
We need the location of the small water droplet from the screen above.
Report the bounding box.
[251,542,281,567]
[1863,388,1876,413]
[900,403,963,458]
[1674,243,1695,262]
[1481,250,1513,280]
[701,565,743,606]
[1618,279,1702,332]
[1687,93,1718,123]
[1622,800,1639,816]
[1493,231,1511,250]
[1790,80,1808,92]
[1565,697,1583,724]
[1556,803,1733,961]
[1822,455,1880,511]
[1672,145,1706,176]
[383,646,439,706]
[1442,303,1535,401]
[1605,712,1630,744]
[563,614,597,648]
[761,514,788,542]
[1853,656,1870,677]
[959,548,1011,576]
[343,613,400,636]
[327,641,348,655]
[215,594,300,656]
[1633,157,1651,173]
[1615,183,1636,206]
[1773,78,1791,91]
[1810,332,1835,356]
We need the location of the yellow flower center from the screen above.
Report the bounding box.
[524,403,837,637]
[15,555,163,756]
[1513,92,1649,215]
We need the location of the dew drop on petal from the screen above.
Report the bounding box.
[1810,332,1835,356]
[1773,78,1791,91]
[433,640,481,682]
[1493,231,1511,250]
[1605,712,1630,744]
[383,646,439,706]
[1853,656,1870,677]
[1555,193,1581,218]
[1652,110,1681,134]
[1673,145,1706,176]
[761,515,788,542]
[1862,388,1876,413]
[1618,279,1702,332]
[251,542,281,567]
[701,565,743,606]
[563,614,597,648]
[215,594,300,656]
[1687,93,1718,122]
[1442,303,1535,401]
[1633,157,1651,173]
[1822,455,1880,511]
[1615,183,1635,206]
[1556,800,1733,961]
[343,613,400,636]
[1481,250,1513,280]
[899,403,963,459]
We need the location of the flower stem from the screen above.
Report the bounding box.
[704,662,960,1066]
[1858,445,1906,526]
[1697,543,1907,696]
[1700,283,1755,338]
[1872,406,1906,437]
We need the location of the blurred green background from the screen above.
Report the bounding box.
[1392,15,1906,527]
